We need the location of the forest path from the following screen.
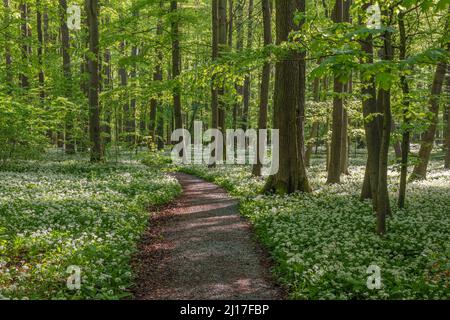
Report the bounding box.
[132,172,283,300]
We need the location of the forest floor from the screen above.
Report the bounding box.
[132,172,283,300]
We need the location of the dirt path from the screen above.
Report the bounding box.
[132,172,283,300]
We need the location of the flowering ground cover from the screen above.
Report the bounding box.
[0,160,181,299]
[181,157,450,299]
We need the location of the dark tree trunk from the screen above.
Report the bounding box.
[20,1,30,89]
[445,65,450,168]
[327,0,344,184]
[398,11,410,208]
[102,48,112,144]
[233,0,244,129]
[411,42,449,179]
[359,7,381,206]
[376,11,394,235]
[60,0,75,154]
[305,76,320,167]
[264,0,311,194]
[252,0,272,176]
[171,1,183,133]
[211,0,219,132]
[86,0,103,162]
[150,7,164,148]
[241,0,254,131]
[119,40,129,140]
[218,0,227,134]
[3,0,12,90]
[37,0,45,101]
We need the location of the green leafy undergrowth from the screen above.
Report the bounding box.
[0,160,181,299]
[180,161,450,299]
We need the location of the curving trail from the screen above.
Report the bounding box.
[132,172,283,300]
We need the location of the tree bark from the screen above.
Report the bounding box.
[327,0,344,184]
[376,10,394,235]
[264,0,311,194]
[36,0,45,101]
[171,1,183,133]
[360,7,381,206]
[20,1,30,89]
[398,11,410,208]
[252,0,272,176]
[60,0,75,154]
[241,0,254,131]
[86,0,103,162]
[411,43,449,179]
[445,65,450,168]
[3,0,12,90]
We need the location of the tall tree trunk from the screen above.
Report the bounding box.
[118,40,129,141]
[327,0,344,184]
[211,0,219,131]
[3,0,12,90]
[376,9,394,235]
[129,45,138,145]
[20,1,30,89]
[171,1,183,133]
[233,0,244,129]
[445,65,450,169]
[360,7,381,206]
[241,0,254,131]
[150,6,164,149]
[86,0,103,162]
[228,0,233,47]
[411,42,449,179]
[102,48,112,145]
[340,0,352,175]
[36,0,45,101]
[264,0,311,194]
[218,0,227,133]
[398,11,410,208]
[60,0,75,154]
[305,76,320,167]
[252,0,272,176]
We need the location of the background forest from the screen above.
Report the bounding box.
[0,0,449,300]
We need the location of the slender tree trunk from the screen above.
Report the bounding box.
[376,10,394,235]
[252,0,272,176]
[218,0,227,134]
[411,42,449,179]
[60,0,75,154]
[398,11,410,208]
[150,7,164,148]
[327,0,344,184]
[360,7,381,206]
[305,77,321,167]
[228,0,233,47]
[211,0,219,131]
[119,40,129,140]
[20,1,30,89]
[102,48,112,145]
[445,65,450,168]
[233,0,244,129]
[86,0,103,162]
[36,0,45,101]
[264,0,311,194]
[129,44,138,145]
[3,0,12,90]
[241,0,254,131]
[171,1,183,133]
